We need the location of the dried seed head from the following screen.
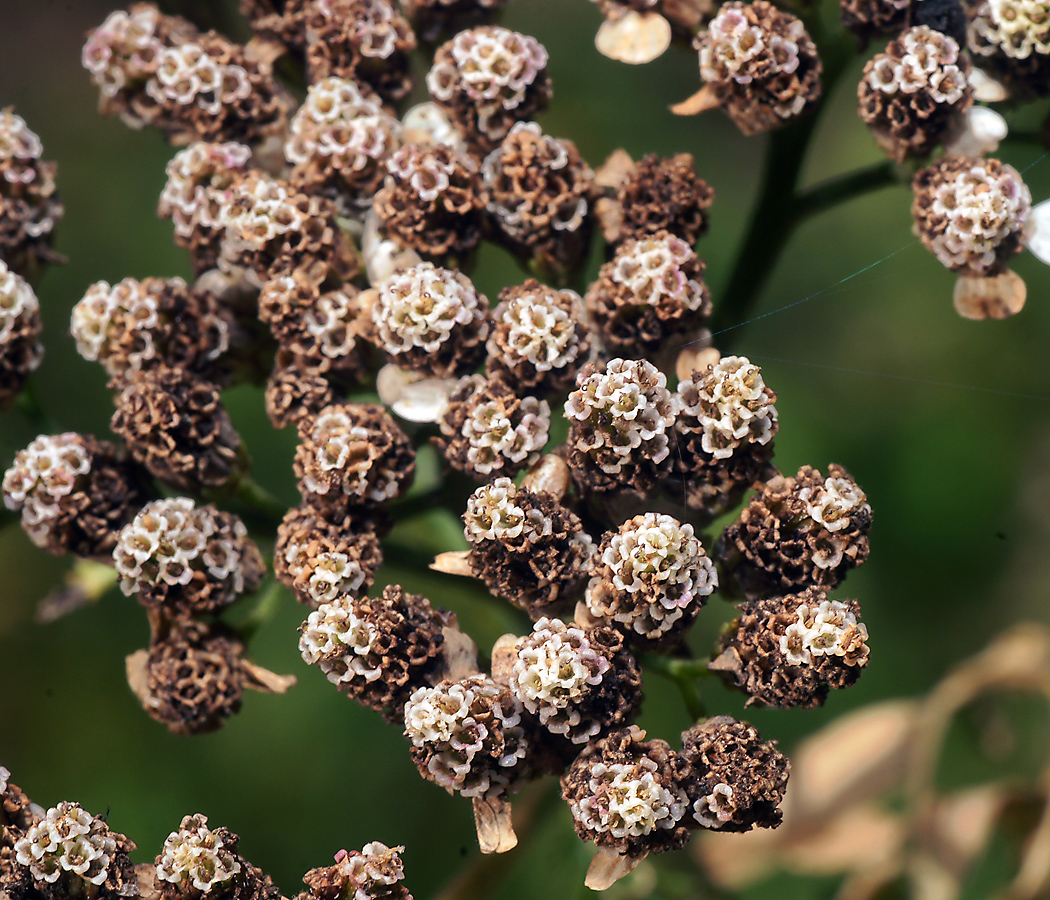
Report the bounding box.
[437,375,551,479]
[565,358,677,496]
[13,802,130,891]
[0,259,42,411]
[158,142,252,275]
[696,1,822,134]
[71,277,232,382]
[111,367,244,492]
[670,356,778,518]
[114,498,263,615]
[0,109,63,274]
[298,842,411,900]
[912,155,1031,276]
[216,171,357,288]
[858,27,973,162]
[2,432,147,559]
[485,280,591,393]
[404,674,532,798]
[680,716,788,831]
[481,122,595,272]
[712,588,870,708]
[285,77,402,215]
[600,152,715,248]
[156,815,241,894]
[561,726,692,857]
[294,403,415,509]
[839,0,912,42]
[586,513,716,644]
[717,464,872,599]
[300,584,448,719]
[403,0,508,41]
[265,362,337,431]
[969,0,1050,92]
[140,621,247,735]
[373,144,488,261]
[509,617,641,744]
[427,27,552,152]
[464,478,596,617]
[258,274,365,378]
[586,230,711,356]
[371,263,489,378]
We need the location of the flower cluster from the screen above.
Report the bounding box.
[0,259,42,411]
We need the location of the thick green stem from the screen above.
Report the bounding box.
[237,578,288,640]
[643,655,714,721]
[212,474,290,526]
[794,160,899,220]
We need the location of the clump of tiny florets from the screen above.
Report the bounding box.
[565,358,677,496]
[0,108,63,275]
[0,259,43,411]
[426,26,552,152]
[404,674,532,798]
[586,513,717,645]
[155,814,241,895]
[912,155,1032,276]
[296,843,413,900]
[463,477,596,618]
[485,280,591,394]
[711,588,870,708]
[695,1,822,134]
[371,263,489,379]
[858,26,973,162]
[299,584,449,720]
[669,356,778,519]
[717,463,873,599]
[114,497,264,616]
[968,0,1050,97]
[2,432,147,560]
[509,617,642,745]
[679,716,789,832]
[586,230,711,356]
[265,362,337,431]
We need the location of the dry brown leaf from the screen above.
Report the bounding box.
[953,271,1027,320]
[585,847,646,890]
[473,796,517,854]
[670,84,722,116]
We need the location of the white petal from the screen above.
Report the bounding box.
[953,270,1027,320]
[968,67,1010,103]
[595,11,671,65]
[400,102,467,151]
[362,209,422,285]
[1024,199,1050,266]
[943,106,1009,158]
[376,364,457,423]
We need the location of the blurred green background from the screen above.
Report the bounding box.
[1,0,1049,898]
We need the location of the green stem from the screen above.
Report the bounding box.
[794,160,899,221]
[219,474,290,525]
[237,579,288,641]
[643,655,714,721]
[14,379,56,433]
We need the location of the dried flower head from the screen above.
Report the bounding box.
[712,588,870,708]
[695,1,822,134]
[0,259,42,411]
[680,716,788,831]
[404,674,532,798]
[436,375,551,479]
[297,842,411,900]
[561,726,691,857]
[111,367,245,492]
[265,362,337,431]
[586,230,711,356]
[373,144,488,261]
[258,274,365,379]
[71,277,232,383]
[157,141,252,275]
[599,152,715,248]
[84,5,292,146]
[485,280,591,393]
[3,432,147,559]
[858,26,973,162]
[427,27,552,152]
[912,155,1032,276]
[717,464,872,599]
[114,498,263,616]
[463,477,596,618]
[586,513,716,644]
[509,617,642,744]
[215,171,357,288]
[300,584,448,719]
[0,109,62,274]
[285,77,402,215]
[565,358,677,496]
[13,802,134,894]
[371,263,489,378]
[969,0,1050,96]
[403,0,508,41]
[294,403,415,509]
[481,122,594,274]
[669,356,778,518]
[139,620,248,735]
[156,815,240,894]
[839,0,912,42]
